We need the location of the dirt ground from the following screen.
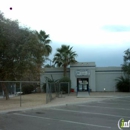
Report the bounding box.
[0,93,46,111]
[1,92,130,111]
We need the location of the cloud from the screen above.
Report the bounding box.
[47,41,128,67]
[102,25,130,32]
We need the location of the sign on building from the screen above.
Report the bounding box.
[75,70,90,76]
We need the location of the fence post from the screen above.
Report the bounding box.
[14,83,16,95]
[20,82,22,107]
[46,79,48,104]
[3,91,4,97]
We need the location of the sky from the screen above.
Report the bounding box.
[0,0,130,67]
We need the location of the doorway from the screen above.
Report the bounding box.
[77,78,89,92]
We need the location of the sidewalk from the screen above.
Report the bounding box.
[45,92,130,106]
[0,92,130,113]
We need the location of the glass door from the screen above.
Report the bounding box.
[77,78,89,92]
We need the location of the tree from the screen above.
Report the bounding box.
[0,12,52,99]
[36,30,52,57]
[122,48,130,77]
[116,48,130,92]
[35,30,52,82]
[53,45,77,76]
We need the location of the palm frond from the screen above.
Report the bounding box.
[53,44,77,76]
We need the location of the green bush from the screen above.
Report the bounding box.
[22,85,34,94]
[116,76,130,92]
[59,76,71,93]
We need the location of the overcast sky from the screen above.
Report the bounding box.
[0,0,130,67]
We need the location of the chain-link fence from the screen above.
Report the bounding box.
[0,80,71,109]
[46,82,59,103]
[0,82,20,97]
[0,81,46,110]
[45,80,70,103]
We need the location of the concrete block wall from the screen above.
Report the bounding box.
[95,67,123,91]
[40,63,124,92]
[40,67,70,86]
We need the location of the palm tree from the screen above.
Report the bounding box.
[35,30,52,82]
[36,30,52,57]
[53,45,77,76]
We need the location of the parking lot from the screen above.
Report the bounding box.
[0,96,130,130]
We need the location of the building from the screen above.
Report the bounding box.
[40,62,123,92]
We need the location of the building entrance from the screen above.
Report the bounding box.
[77,78,89,92]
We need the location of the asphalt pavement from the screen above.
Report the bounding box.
[0,95,130,130]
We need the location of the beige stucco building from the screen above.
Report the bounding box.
[40,62,123,92]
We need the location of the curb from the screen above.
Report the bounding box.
[0,97,113,114]
[0,95,129,114]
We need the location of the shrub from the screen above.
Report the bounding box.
[59,76,71,93]
[22,85,34,94]
[115,76,130,92]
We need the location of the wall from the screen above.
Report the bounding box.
[95,67,123,91]
[40,67,70,86]
[40,63,124,92]
[70,62,96,92]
